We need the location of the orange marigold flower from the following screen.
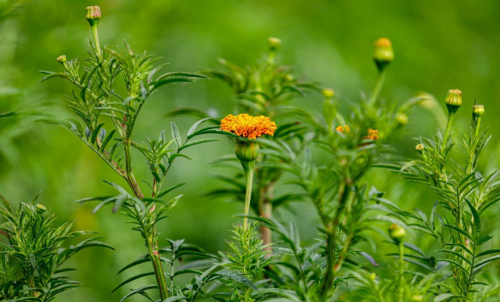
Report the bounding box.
[220,114,277,140]
[336,125,350,133]
[365,128,379,140]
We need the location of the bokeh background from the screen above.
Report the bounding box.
[1,0,500,301]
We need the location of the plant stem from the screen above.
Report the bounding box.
[320,183,351,297]
[242,161,255,230]
[442,111,456,151]
[146,235,169,300]
[258,184,274,254]
[398,242,405,302]
[91,25,101,58]
[369,70,386,105]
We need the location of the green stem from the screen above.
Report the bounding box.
[91,24,101,58]
[369,70,386,105]
[320,183,351,297]
[242,161,255,230]
[442,111,456,151]
[398,242,405,302]
[146,235,169,300]
[258,184,274,254]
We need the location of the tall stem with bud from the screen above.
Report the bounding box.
[370,38,393,105]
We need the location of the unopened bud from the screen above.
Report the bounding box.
[86,6,101,26]
[235,139,260,162]
[445,89,462,113]
[473,104,484,117]
[369,273,377,280]
[268,37,281,51]
[415,144,425,152]
[389,224,405,244]
[57,55,67,64]
[411,295,423,302]
[36,204,47,212]
[322,88,335,99]
[373,38,394,72]
[396,112,408,126]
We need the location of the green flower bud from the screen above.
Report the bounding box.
[396,112,408,126]
[322,88,335,99]
[389,223,405,244]
[285,74,294,81]
[473,104,484,117]
[57,55,67,64]
[369,273,377,280]
[445,89,462,113]
[411,295,423,302]
[374,38,394,72]
[36,204,47,212]
[86,6,101,26]
[415,144,425,152]
[268,37,281,51]
[235,139,260,162]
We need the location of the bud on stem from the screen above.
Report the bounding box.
[267,37,281,65]
[86,6,102,58]
[389,223,405,244]
[373,38,394,72]
[443,89,462,149]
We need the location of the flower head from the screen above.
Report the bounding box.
[365,128,379,140]
[374,38,394,72]
[336,125,350,134]
[57,55,67,64]
[36,204,47,212]
[86,6,101,26]
[322,88,335,99]
[389,223,405,243]
[220,114,277,140]
[445,89,462,115]
[268,37,282,51]
[473,104,484,117]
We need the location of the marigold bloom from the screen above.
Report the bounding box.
[220,114,277,140]
[365,128,379,140]
[336,125,350,133]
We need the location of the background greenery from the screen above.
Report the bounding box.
[1,0,500,301]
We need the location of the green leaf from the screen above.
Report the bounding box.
[112,272,155,293]
[157,183,186,199]
[152,77,193,90]
[118,258,152,274]
[178,138,218,151]
[465,199,481,238]
[171,122,182,150]
[119,284,158,302]
[187,117,212,137]
[434,294,465,302]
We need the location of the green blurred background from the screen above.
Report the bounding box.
[1,0,500,301]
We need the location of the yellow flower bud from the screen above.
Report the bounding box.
[411,295,423,302]
[86,6,101,26]
[473,104,484,117]
[373,38,394,72]
[389,223,405,243]
[57,55,67,64]
[396,112,408,126]
[36,204,47,212]
[415,144,425,152]
[445,89,462,113]
[322,88,335,99]
[268,37,281,51]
